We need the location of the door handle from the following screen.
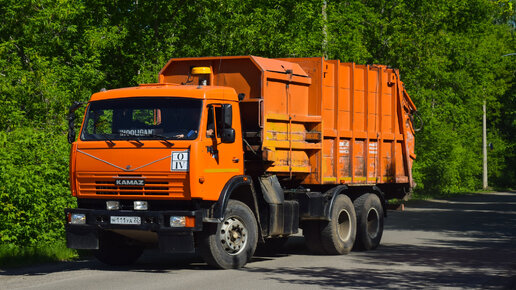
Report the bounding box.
[232,157,239,163]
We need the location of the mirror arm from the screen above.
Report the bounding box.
[68,101,86,144]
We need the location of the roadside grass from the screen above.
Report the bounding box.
[491,186,515,192]
[387,189,512,210]
[412,191,476,200]
[411,188,514,201]
[0,241,79,269]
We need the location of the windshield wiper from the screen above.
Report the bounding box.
[148,134,175,146]
[118,131,176,146]
[100,134,116,146]
[129,137,144,146]
[118,131,145,146]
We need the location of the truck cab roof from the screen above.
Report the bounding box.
[89,83,238,102]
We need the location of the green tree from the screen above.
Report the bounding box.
[0,0,514,250]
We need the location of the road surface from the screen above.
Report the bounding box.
[1,191,515,289]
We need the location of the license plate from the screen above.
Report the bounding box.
[110,216,141,225]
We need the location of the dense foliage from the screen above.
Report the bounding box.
[0,0,514,248]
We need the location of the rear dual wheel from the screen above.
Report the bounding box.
[303,194,357,255]
[353,193,384,250]
[321,194,357,254]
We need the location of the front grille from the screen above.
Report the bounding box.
[76,173,189,198]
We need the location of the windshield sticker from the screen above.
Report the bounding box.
[171,151,189,172]
[119,129,155,137]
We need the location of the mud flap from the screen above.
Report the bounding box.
[66,227,99,249]
[159,232,195,253]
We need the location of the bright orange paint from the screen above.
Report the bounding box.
[71,56,416,203]
[71,84,243,201]
[160,56,417,187]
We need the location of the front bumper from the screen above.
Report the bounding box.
[64,208,204,253]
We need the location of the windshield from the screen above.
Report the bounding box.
[81,97,202,141]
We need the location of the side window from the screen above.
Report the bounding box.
[206,104,231,138]
[206,106,216,138]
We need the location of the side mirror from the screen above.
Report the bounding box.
[68,101,85,144]
[220,103,234,143]
[221,128,235,143]
[221,104,232,128]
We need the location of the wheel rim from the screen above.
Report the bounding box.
[220,216,248,255]
[366,207,380,239]
[337,209,352,242]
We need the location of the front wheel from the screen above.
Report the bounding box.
[198,200,258,269]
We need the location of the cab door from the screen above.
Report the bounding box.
[196,102,243,200]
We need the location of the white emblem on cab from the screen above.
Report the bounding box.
[171,151,189,172]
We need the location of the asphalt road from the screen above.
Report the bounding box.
[1,191,515,289]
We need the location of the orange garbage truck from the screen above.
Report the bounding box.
[65,56,417,269]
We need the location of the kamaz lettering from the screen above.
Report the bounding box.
[115,179,145,186]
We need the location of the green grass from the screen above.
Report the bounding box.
[411,188,515,201]
[0,241,79,269]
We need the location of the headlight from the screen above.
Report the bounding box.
[70,213,86,224]
[170,216,186,227]
[134,201,148,210]
[106,201,120,210]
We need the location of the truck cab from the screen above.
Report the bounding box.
[67,80,251,266]
[66,56,417,269]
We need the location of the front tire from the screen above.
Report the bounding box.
[320,194,357,255]
[198,200,258,269]
[353,193,384,250]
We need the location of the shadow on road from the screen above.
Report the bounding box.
[247,191,516,289]
[244,265,511,289]
[1,192,515,289]
[0,252,208,276]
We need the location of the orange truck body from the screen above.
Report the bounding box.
[65,56,417,269]
[160,56,417,188]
